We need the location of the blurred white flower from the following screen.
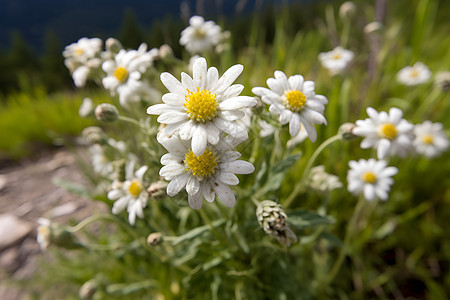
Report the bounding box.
[318,46,354,75]
[148,57,256,156]
[79,97,94,117]
[413,121,449,158]
[252,71,328,142]
[180,16,222,54]
[353,107,414,159]
[397,62,432,86]
[89,144,114,177]
[72,66,90,87]
[63,37,103,71]
[309,165,343,192]
[107,159,149,225]
[158,134,254,210]
[36,218,52,251]
[102,44,160,108]
[347,159,398,201]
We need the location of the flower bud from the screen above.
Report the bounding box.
[95,103,119,122]
[435,71,450,92]
[159,44,174,60]
[82,126,107,144]
[79,97,94,117]
[339,122,357,140]
[256,200,297,247]
[147,180,168,197]
[364,22,383,35]
[339,1,356,20]
[308,165,343,192]
[105,38,123,54]
[147,232,162,246]
[36,218,81,251]
[79,279,98,299]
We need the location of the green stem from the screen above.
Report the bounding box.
[284,134,342,209]
[325,196,366,286]
[67,214,118,233]
[119,115,142,127]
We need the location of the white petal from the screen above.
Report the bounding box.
[288,75,304,91]
[108,189,123,200]
[363,184,376,201]
[157,111,187,124]
[217,172,239,185]
[220,160,255,174]
[280,109,293,125]
[377,139,391,159]
[201,182,216,202]
[181,72,196,91]
[161,72,186,94]
[219,96,257,110]
[217,64,243,92]
[160,164,185,177]
[213,181,236,207]
[188,191,203,210]
[166,173,190,196]
[135,166,148,180]
[207,67,219,91]
[162,93,185,105]
[300,117,317,142]
[193,57,207,88]
[186,176,200,195]
[289,114,301,136]
[192,125,208,156]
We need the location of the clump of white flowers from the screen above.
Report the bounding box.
[318,46,354,75]
[252,71,328,142]
[309,165,343,192]
[347,159,398,201]
[397,62,432,86]
[353,107,414,159]
[180,16,223,54]
[413,121,449,158]
[148,57,255,209]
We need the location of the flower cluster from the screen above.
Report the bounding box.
[319,46,354,75]
[148,57,256,209]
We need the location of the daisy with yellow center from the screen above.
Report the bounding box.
[180,16,222,54]
[107,159,149,225]
[347,159,398,201]
[397,62,432,86]
[318,46,354,75]
[252,70,328,142]
[158,134,254,210]
[102,44,160,109]
[148,57,256,156]
[413,121,449,158]
[353,107,414,159]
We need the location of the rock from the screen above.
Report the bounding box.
[0,175,7,191]
[0,214,33,251]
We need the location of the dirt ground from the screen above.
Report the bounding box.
[0,148,106,299]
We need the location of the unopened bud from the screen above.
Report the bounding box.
[82,126,106,144]
[95,103,119,122]
[339,122,357,140]
[105,38,123,53]
[364,22,383,35]
[147,180,168,197]
[147,232,162,246]
[159,44,174,60]
[339,1,356,20]
[435,71,450,92]
[79,279,98,299]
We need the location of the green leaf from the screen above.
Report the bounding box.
[172,219,226,245]
[287,210,335,230]
[106,280,157,296]
[52,177,91,198]
[260,153,302,193]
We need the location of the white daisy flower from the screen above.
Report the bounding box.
[318,46,354,75]
[309,165,343,192]
[102,43,160,109]
[397,62,432,86]
[252,71,328,142]
[353,107,414,159]
[89,144,114,177]
[158,134,255,210]
[147,57,257,156]
[413,121,449,158]
[347,159,398,201]
[63,37,103,71]
[107,159,149,225]
[180,16,222,54]
[37,218,52,251]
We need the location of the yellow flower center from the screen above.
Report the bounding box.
[184,87,219,122]
[39,226,50,236]
[194,28,207,39]
[332,53,342,60]
[378,123,398,139]
[422,134,434,144]
[128,179,143,197]
[114,67,128,82]
[410,69,419,78]
[362,171,377,183]
[74,48,84,56]
[283,90,307,112]
[185,149,218,177]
